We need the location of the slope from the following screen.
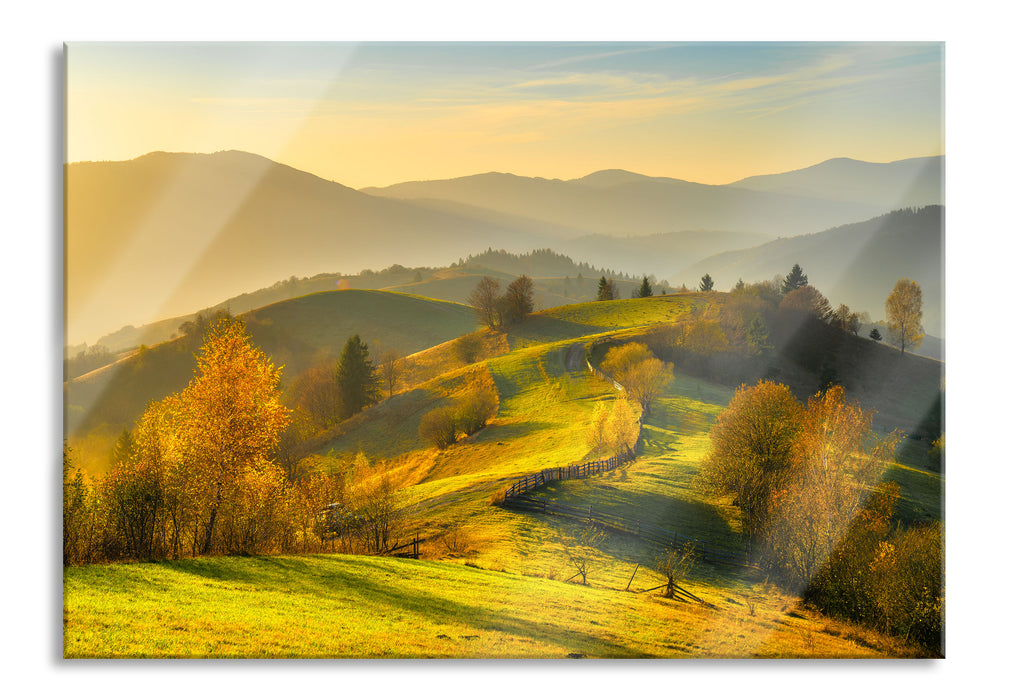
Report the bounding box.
[65,290,479,476]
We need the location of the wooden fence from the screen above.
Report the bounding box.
[388,535,424,559]
[503,494,752,569]
[503,450,635,500]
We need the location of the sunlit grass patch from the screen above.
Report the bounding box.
[64,553,915,658]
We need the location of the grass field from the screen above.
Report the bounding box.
[64,553,918,658]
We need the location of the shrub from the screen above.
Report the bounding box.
[419,406,458,449]
[452,333,483,364]
[454,385,498,436]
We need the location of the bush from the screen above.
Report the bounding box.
[452,333,483,364]
[454,386,497,435]
[419,406,458,449]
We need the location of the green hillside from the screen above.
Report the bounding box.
[65,289,478,476]
[64,292,943,658]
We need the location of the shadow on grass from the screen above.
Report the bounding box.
[157,554,648,657]
[530,480,740,549]
[505,317,606,347]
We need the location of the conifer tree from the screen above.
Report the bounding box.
[781,264,808,295]
[699,273,714,292]
[597,276,614,301]
[637,275,653,298]
[335,335,379,419]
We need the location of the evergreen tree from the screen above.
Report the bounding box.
[597,276,614,301]
[781,264,808,295]
[869,327,882,341]
[335,335,379,419]
[745,314,773,356]
[699,273,715,292]
[637,275,653,298]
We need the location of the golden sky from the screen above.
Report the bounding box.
[66,42,943,188]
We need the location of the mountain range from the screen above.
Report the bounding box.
[66,150,943,345]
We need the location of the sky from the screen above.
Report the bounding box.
[66,41,944,188]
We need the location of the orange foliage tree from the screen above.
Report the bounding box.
[704,381,898,590]
[599,342,671,415]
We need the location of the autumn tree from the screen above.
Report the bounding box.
[780,285,833,322]
[885,278,924,355]
[699,273,714,292]
[702,381,805,545]
[503,274,535,325]
[781,264,808,295]
[704,381,898,590]
[377,348,403,398]
[419,406,458,449]
[764,386,897,588]
[469,276,503,329]
[287,360,342,431]
[335,335,379,419]
[599,342,670,415]
[170,317,290,554]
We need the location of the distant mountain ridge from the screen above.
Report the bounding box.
[729,156,943,210]
[363,168,887,238]
[679,206,944,335]
[67,150,943,346]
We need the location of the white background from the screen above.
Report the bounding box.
[3,1,1000,696]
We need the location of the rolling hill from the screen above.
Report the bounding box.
[64,290,479,475]
[87,250,642,354]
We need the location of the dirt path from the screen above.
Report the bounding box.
[564,342,586,372]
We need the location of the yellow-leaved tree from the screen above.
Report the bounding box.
[885,278,924,355]
[599,342,670,415]
[118,316,291,558]
[175,317,290,554]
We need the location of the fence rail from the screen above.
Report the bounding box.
[503,450,634,500]
[503,494,752,569]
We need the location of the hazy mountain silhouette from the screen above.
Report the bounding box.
[66,151,560,345]
[679,206,944,335]
[361,159,939,237]
[67,151,943,345]
[729,156,943,210]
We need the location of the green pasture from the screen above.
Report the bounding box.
[64,553,914,659]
